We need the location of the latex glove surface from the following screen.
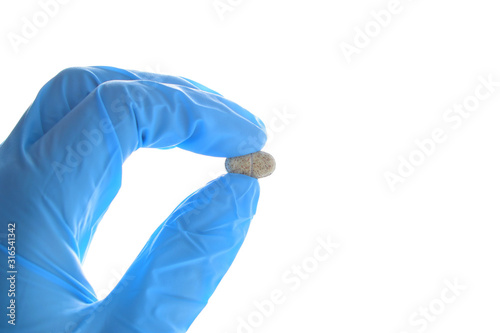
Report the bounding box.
[0,66,266,332]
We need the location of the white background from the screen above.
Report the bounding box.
[1,0,500,332]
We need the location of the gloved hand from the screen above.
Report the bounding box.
[0,66,267,333]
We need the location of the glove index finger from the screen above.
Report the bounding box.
[172,86,268,157]
[86,79,267,158]
[178,76,223,96]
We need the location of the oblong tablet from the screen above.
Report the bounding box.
[225,151,276,179]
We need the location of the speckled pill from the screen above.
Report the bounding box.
[225,151,276,179]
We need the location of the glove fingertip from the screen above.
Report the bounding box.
[218,173,261,215]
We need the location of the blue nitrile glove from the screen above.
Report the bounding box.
[0,66,267,332]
